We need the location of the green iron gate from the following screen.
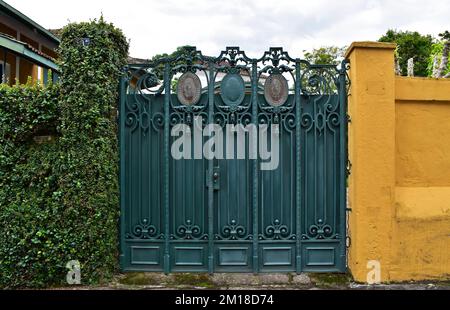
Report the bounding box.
[119,47,349,273]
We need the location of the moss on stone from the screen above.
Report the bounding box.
[287,273,294,284]
[171,273,215,288]
[309,273,352,288]
[119,273,160,286]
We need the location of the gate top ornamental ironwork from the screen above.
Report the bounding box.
[125,46,349,98]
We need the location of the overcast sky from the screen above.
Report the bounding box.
[4,0,449,59]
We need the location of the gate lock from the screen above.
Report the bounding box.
[206,167,220,191]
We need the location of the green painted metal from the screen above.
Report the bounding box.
[251,60,258,273]
[0,34,59,71]
[295,59,302,273]
[207,62,214,273]
[119,47,349,273]
[163,63,171,273]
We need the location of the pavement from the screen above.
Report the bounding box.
[60,272,449,290]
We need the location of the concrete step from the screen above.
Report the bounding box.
[112,272,330,289]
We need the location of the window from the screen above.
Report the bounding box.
[0,61,11,84]
[37,66,42,82]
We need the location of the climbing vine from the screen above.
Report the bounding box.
[0,18,128,288]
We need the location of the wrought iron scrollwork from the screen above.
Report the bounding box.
[171,220,208,240]
[211,47,253,126]
[126,218,163,240]
[259,47,295,73]
[256,47,297,128]
[215,46,252,73]
[122,46,350,245]
[302,219,339,240]
[216,219,252,240]
[259,219,296,240]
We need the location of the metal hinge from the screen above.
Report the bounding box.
[346,160,352,176]
[347,114,351,123]
[346,236,351,248]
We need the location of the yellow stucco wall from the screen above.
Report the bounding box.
[396,79,450,187]
[393,77,450,281]
[346,42,450,282]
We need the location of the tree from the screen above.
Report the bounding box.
[303,46,346,65]
[379,29,434,77]
[147,45,197,91]
[150,45,197,80]
[429,31,450,78]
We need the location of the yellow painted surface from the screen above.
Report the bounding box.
[389,216,450,280]
[396,94,450,187]
[394,186,450,280]
[396,76,450,102]
[344,41,397,58]
[395,187,450,219]
[346,42,396,282]
[347,42,450,282]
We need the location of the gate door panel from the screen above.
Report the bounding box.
[120,47,349,273]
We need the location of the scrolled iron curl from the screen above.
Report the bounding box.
[137,71,161,94]
[308,224,333,238]
[265,225,289,238]
[213,112,227,127]
[239,112,252,126]
[300,113,314,131]
[282,113,296,132]
[151,112,164,131]
[125,112,139,132]
[301,68,339,97]
[258,113,270,125]
[139,111,151,132]
[176,224,201,237]
[326,112,341,131]
[133,224,157,238]
[169,112,183,126]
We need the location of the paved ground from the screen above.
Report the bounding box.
[56,273,450,290]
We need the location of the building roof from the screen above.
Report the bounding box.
[0,33,59,71]
[0,0,60,44]
[128,56,149,64]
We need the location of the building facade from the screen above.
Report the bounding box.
[0,0,59,85]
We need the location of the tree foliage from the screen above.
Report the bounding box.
[428,31,450,78]
[379,29,434,77]
[150,45,196,80]
[303,46,346,65]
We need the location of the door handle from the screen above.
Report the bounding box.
[213,171,219,180]
[206,167,220,191]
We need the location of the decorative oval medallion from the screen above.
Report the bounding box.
[264,73,289,106]
[177,72,201,106]
[220,73,245,106]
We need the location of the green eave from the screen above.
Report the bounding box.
[0,35,59,71]
[0,0,60,44]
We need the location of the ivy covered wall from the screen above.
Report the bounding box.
[0,18,128,288]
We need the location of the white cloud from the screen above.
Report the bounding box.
[4,0,449,59]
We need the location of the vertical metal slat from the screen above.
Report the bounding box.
[295,60,302,273]
[207,62,215,273]
[163,62,171,274]
[338,61,348,269]
[251,60,259,272]
[119,69,126,270]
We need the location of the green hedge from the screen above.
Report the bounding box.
[0,18,128,288]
